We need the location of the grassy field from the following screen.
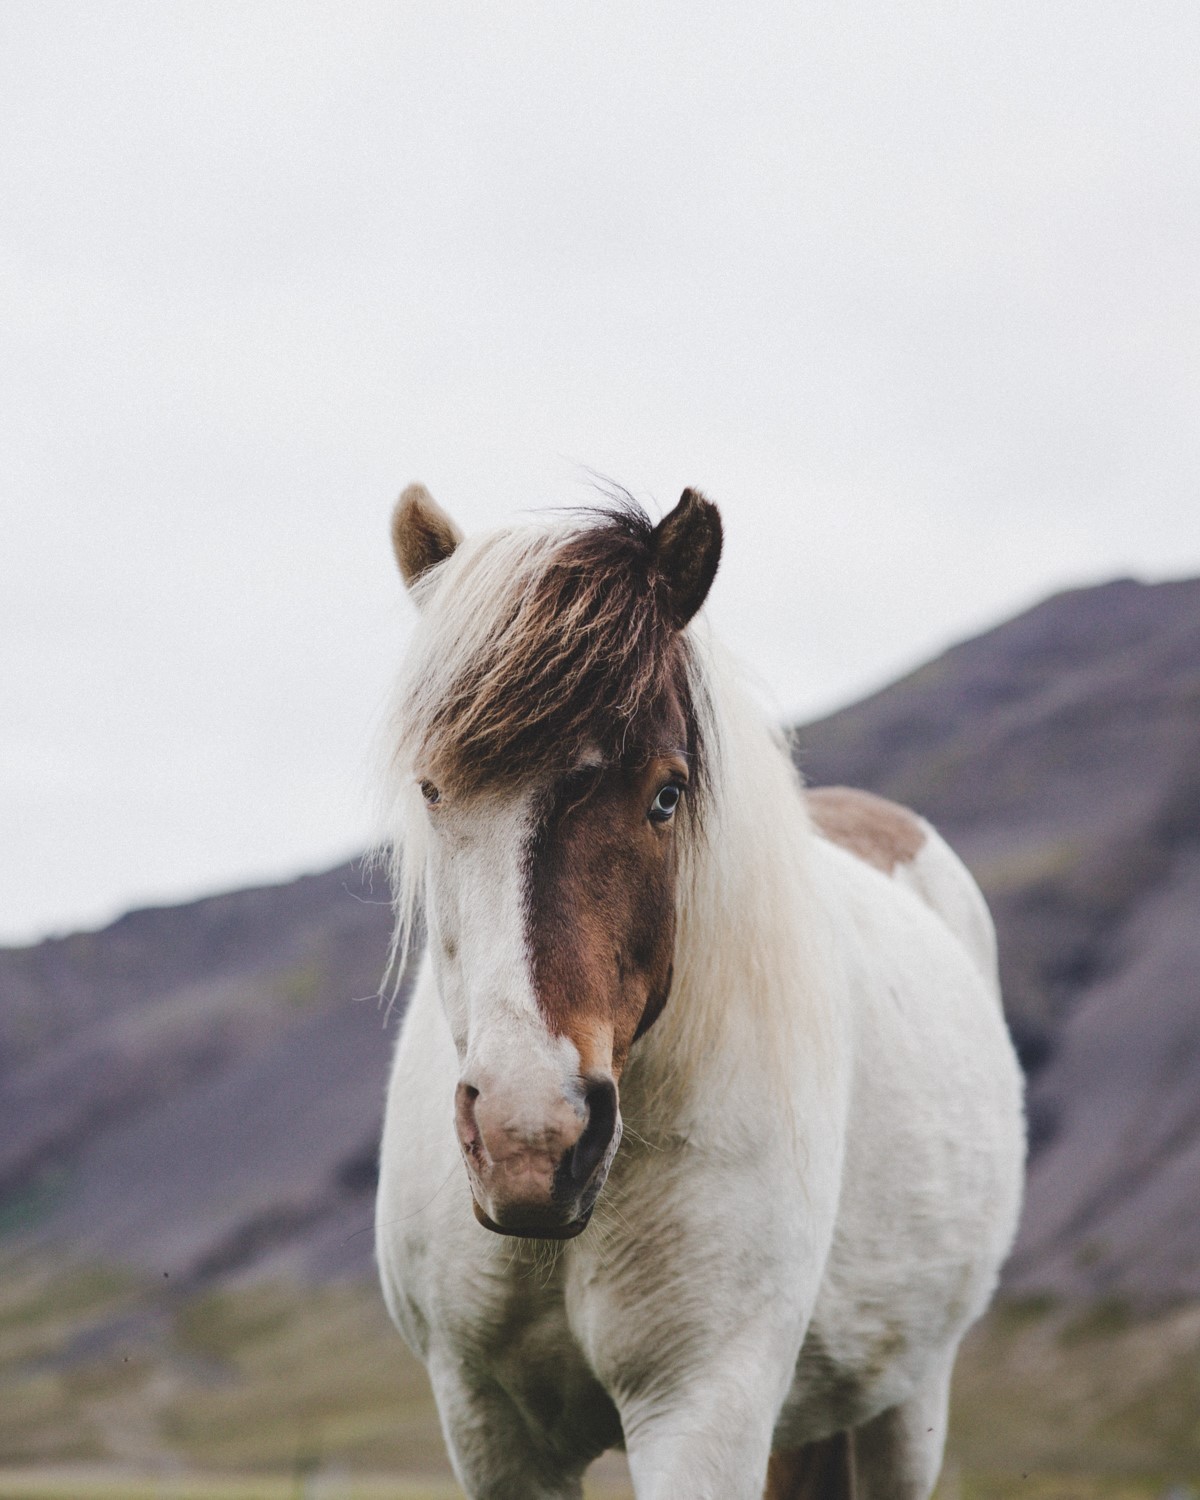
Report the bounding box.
[0,1478,461,1500]
[0,1476,634,1500]
[1,1252,1198,1497]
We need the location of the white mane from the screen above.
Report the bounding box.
[637,631,828,1116]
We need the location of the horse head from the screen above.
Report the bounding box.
[386,486,722,1239]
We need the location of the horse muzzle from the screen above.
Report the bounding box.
[455,1074,619,1240]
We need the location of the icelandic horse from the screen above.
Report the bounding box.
[375,485,1025,1499]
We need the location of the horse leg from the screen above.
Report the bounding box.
[620,1363,787,1500]
[765,1432,856,1498]
[850,1362,953,1500]
[428,1359,585,1500]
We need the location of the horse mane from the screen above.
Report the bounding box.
[377,501,824,1103]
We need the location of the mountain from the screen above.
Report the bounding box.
[0,862,396,1285]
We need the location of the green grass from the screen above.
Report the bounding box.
[0,1467,1190,1500]
[0,1473,633,1499]
[0,1477,463,1500]
[160,1281,447,1471]
[1058,1296,1134,1347]
[945,1295,1200,1480]
[941,1477,1198,1500]
[0,1264,129,1340]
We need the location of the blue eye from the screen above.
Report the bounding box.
[649,784,682,823]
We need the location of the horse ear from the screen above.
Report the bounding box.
[652,488,723,628]
[391,483,463,589]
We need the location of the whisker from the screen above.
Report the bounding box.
[619,1123,663,1152]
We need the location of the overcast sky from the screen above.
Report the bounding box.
[4,2,1199,944]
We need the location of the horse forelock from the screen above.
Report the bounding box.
[397,501,709,802]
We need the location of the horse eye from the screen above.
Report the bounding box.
[648,784,682,823]
[419,779,442,806]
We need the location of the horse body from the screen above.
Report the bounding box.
[375,488,1024,1499]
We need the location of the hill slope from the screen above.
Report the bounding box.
[0,863,396,1285]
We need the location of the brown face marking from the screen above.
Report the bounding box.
[524,673,691,1080]
[807,785,926,874]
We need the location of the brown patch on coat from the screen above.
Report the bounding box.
[765,1433,856,1499]
[807,786,926,875]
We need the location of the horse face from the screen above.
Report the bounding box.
[420,781,605,1238]
[420,707,687,1239]
[392,483,721,1238]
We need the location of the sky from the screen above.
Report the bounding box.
[3,2,1199,944]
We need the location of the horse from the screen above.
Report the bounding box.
[374,484,1025,1500]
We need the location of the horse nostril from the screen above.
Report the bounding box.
[565,1077,618,1191]
[455,1081,482,1158]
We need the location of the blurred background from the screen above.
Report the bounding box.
[2,3,1199,1496]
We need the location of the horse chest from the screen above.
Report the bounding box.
[451,1262,623,1457]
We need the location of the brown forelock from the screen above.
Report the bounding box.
[807,785,926,874]
[408,502,708,800]
[524,670,692,1077]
